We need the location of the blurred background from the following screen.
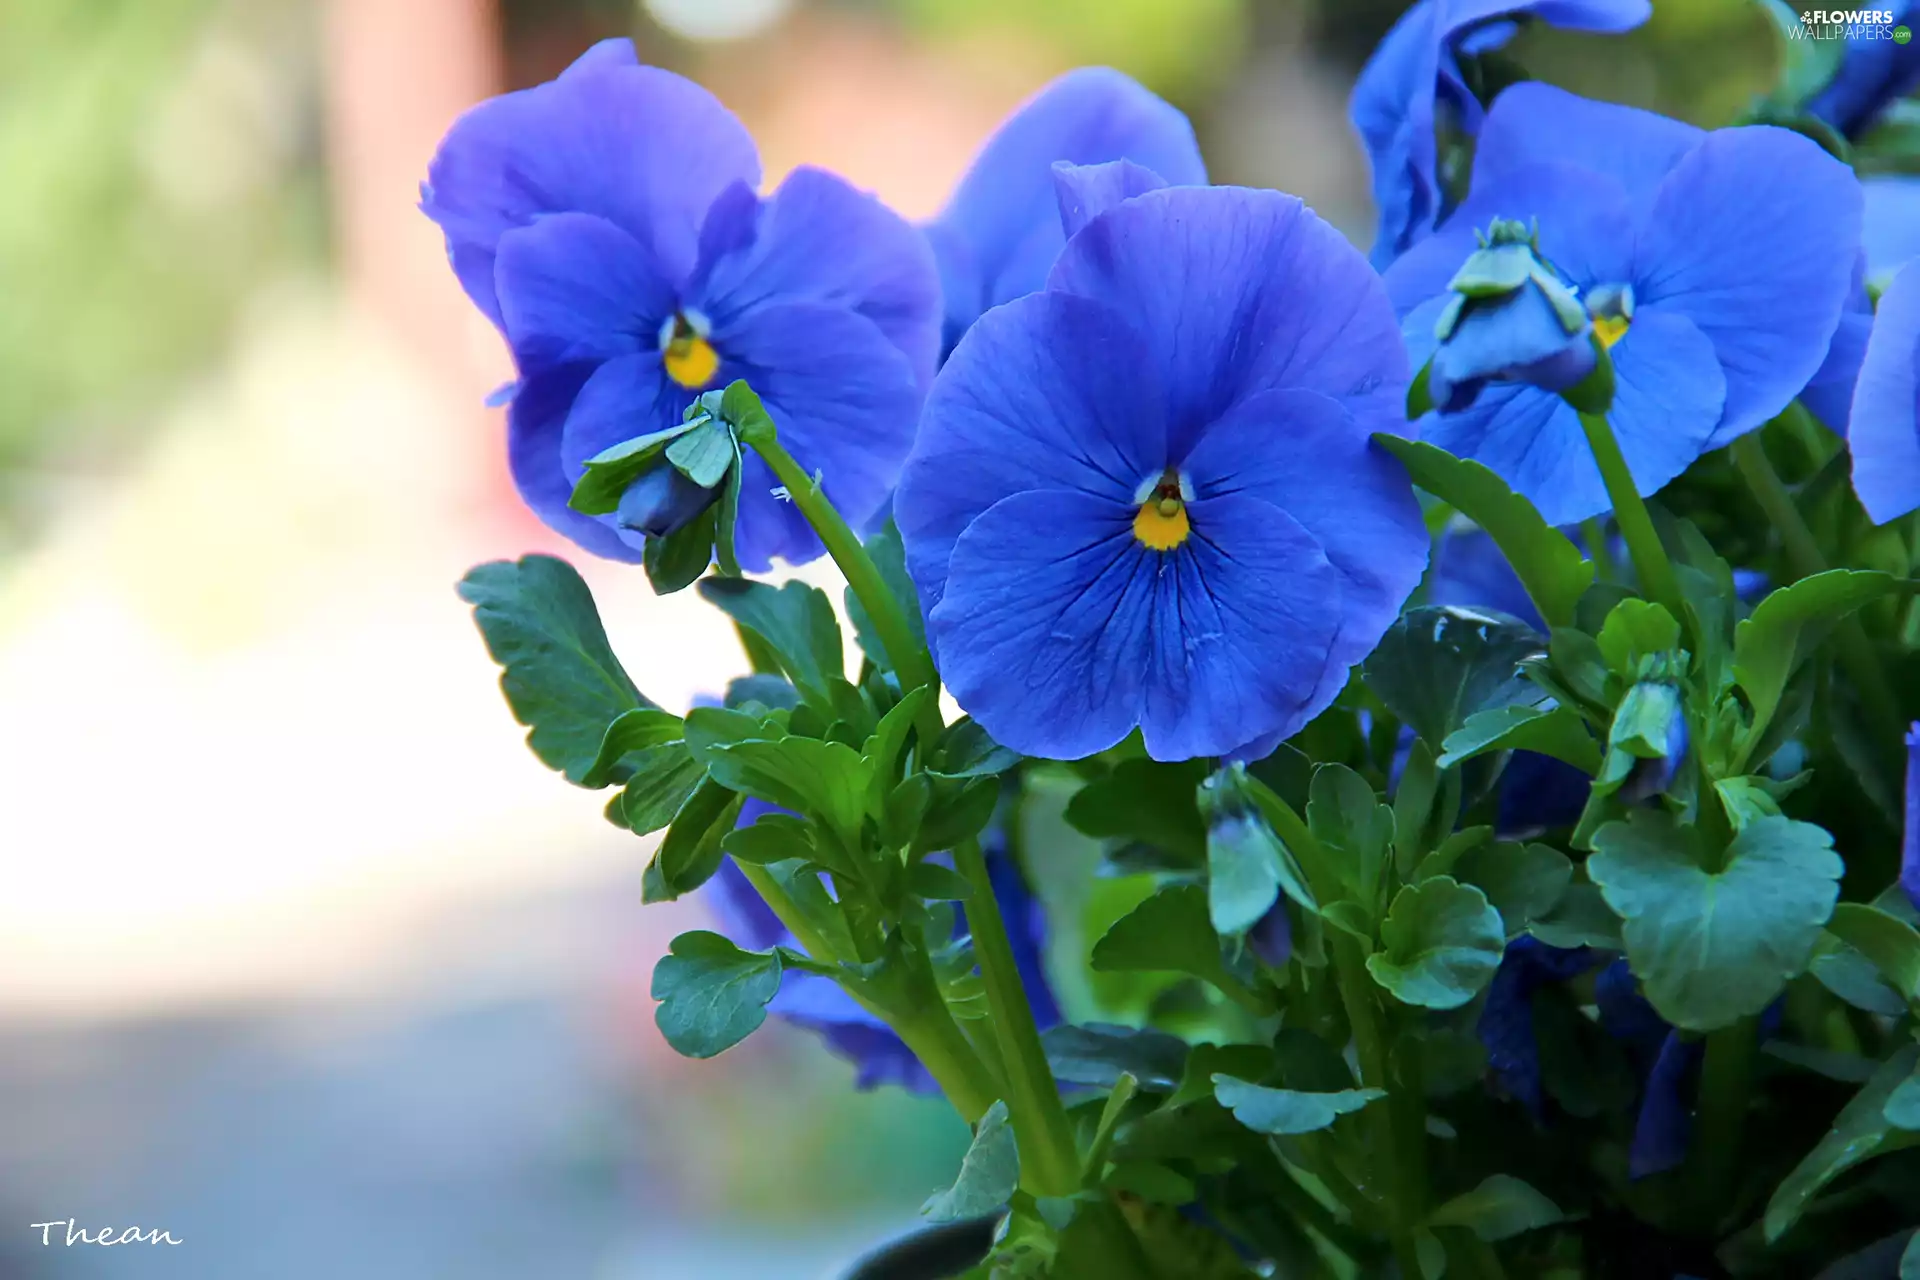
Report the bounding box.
[0,0,1775,1275]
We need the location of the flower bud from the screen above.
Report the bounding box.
[1427,218,1597,413]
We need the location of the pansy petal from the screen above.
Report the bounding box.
[1602,308,1728,504]
[717,302,924,571]
[558,352,678,477]
[1633,126,1862,446]
[1800,303,1873,436]
[494,212,674,371]
[931,67,1206,348]
[1865,177,1920,285]
[1181,388,1428,709]
[1474,82,1703,201]
[506,364,647,563]
[1053,159,1169,240]
[421,42,760,324]
[896,291,1167,619]
[1350,0,1444,267]
[931,490,1150,760]
[692,166,941,390]
[1422,386,1592,522]
[1850,261,1920,523]
[1138,494,1343,760]
[1048,186,1408,454]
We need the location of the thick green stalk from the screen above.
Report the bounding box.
[743,432,944,744]
[1730,430,1904,750]
[739,864,1000,1121]
[955,837,1083,1197]
[1690,1017,1759,1229]
[1578,411,1685,625]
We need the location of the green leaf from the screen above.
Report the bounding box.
[1065,759,1208,864]
[845,518,927,671]
[652,779,744,900]
[642,505,717,594]
[720,815,814,866]
[582,708,686,789]
[1589,811,1842,1031]
[1810,935,1910,1017]
[1904,1229,1920,1280]
[1527,880,1623,950]
[1091,884,1256,1006]
[1885,1075,1920,1129]
[457,555,652,784]
[1372,436,1592,627]
[930,717,1021,779]
[1452,841,1573,937]
[914,776,1000,855]
[1211,1075,1384,1135]
[1825,903,1920,1005]
[714,436,745,577]
[1766,1043,1920,1241]
[1734,570,1893,749]
[1307,762,1394,901]
[618,745,707,835]
[650,930,783,1058]
[705,737,870,847]
[1427,1174,1563,1241]
[1363,605,1549,750]
[1042,1023,1191,1091]
[1367,877,1506,1009]
[1594,598,1681,679]
[1169,1042,1281,1109]
[923,1100,1020,1222]
[1103,1162,1196,1205]
[1438,703,1601,774]
[696,578,846,708]
[908,862,975,902]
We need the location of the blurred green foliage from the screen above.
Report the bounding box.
[0,0,320,541]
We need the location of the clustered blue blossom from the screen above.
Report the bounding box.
[421,39,938,570]
[434,15,1920,1124]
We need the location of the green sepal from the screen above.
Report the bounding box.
[569,419,704,515]
[642,504,717,595]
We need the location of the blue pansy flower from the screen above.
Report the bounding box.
[1351,0,1652,267]
[1803,2,1920,138]
[1849,262,1920,522]
[1477,937,1600,1115]
[421,39,939,570]
[925,68,1206,359]
[897,177,1429,762]
[1384,84,1863,525]
[702,804,1059,1090]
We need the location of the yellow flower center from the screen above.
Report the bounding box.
[1593,312,1630,350]
[662,314,721,388]
[1133,475,1191,551]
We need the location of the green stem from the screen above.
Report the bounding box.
[1731,430,1905,750]
[1690,1018,1758,1230]
[1581,517,1618,584]
[1578,411,1685,625]
[955,837,1083,1197]
[1250,1156,1374,1266]
[1331,935,1427,1279]
[745,433,944,744]
[739,863,1001,1122]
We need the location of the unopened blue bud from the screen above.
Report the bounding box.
[615,460,721,539]
[1428,218,1600,413]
